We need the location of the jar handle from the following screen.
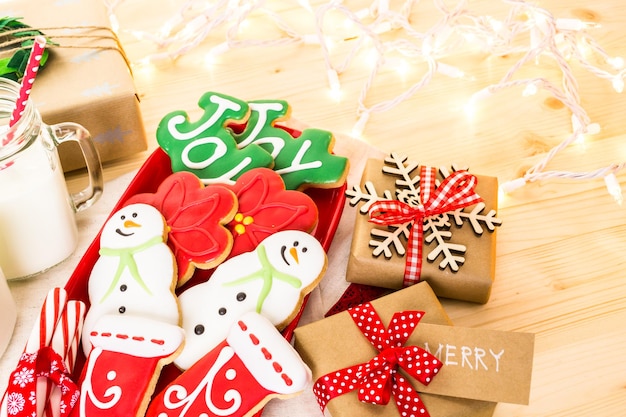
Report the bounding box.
[50,122,103,212]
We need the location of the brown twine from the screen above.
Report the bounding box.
[0,25,132,75]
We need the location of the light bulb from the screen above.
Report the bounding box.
[109,13,120,34]
[374,21,393,35]
[301,34,320,45]
[500,178,527,194]
[522,83,538,97]
[488,17,504,33]
[297,0,312,12]
[352,112,370,138]
[327,69,342,101]
[586,123,601,135]
[604,173,623,205]
[211,42,230,56]
[158,14,184,39]
[608,56,625,70]
[437,62,465,79]
[177,15,208,40]
[388,58,410,77]
[422,38,433,57]
[555,18,600,32]
[471,87,493,102]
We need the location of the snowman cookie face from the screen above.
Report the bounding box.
[175,230,327,370]
[100,203,167,249]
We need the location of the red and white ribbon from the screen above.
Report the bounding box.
[368,166,482,286]
[44,301,86,417]
[5,347,79,417]
[313,303,443,417]
[1,288,85,417]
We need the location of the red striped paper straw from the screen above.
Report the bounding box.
[9,35,46,127]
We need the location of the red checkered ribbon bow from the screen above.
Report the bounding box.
[313,303,442,417]
[5,346,79,417]
[368,166,482,286]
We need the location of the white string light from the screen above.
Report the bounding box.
[107,0,626,201]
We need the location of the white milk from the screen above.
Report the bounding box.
[0,266,16,358]
[0,133,78,280]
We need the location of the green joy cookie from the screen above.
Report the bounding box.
[234,99,349,190]
[157,92,274,184]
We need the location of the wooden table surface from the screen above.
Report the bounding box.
[4,1,626,416]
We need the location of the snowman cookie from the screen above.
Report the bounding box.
[81,203,180,356]
[146,312,311,417]
[174,230,327,370]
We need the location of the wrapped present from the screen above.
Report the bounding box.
[293,282,534,417]
[345,153,501,303]
[4,0,147,172]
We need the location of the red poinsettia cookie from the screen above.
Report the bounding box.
[226,168,318,257]
[127,172,238,286]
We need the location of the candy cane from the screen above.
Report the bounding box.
[64,301,86,373]
[44,301,86,417]
[1,288,68,417]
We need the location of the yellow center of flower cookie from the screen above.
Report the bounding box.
[233,213,254,235]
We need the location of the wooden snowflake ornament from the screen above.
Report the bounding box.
[345,153,502,304]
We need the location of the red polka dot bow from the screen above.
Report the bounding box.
[368,166,482,287]
[313,303,443,417]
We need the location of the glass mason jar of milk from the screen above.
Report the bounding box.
[0,78,103,280]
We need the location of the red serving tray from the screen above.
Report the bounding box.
[62,131,346,410]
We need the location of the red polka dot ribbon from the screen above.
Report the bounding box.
[313,303,443,417]
[5,346,79,417]
[368,166,482,287]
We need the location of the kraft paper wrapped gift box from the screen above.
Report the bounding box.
[293,282,534,417]
[4,0,147,172]
[345,154,501,303]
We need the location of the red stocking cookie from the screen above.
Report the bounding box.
[146,312,311,417]
[72,314,184,417]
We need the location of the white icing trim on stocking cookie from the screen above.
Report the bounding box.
[227,312,311,394]
[89,314,185,358]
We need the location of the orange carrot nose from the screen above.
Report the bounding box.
[289,247,299,264]
[123,220,141,228]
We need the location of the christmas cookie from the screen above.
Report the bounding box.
[146,311,311,417]
[127,171,238,285]
[157,91,274,185]
[74,314,184,417]
[174,230,327,370]
[231,99,292,155]
[81,203,180,356]
[226,167,318,258]
[233,99,350,190]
